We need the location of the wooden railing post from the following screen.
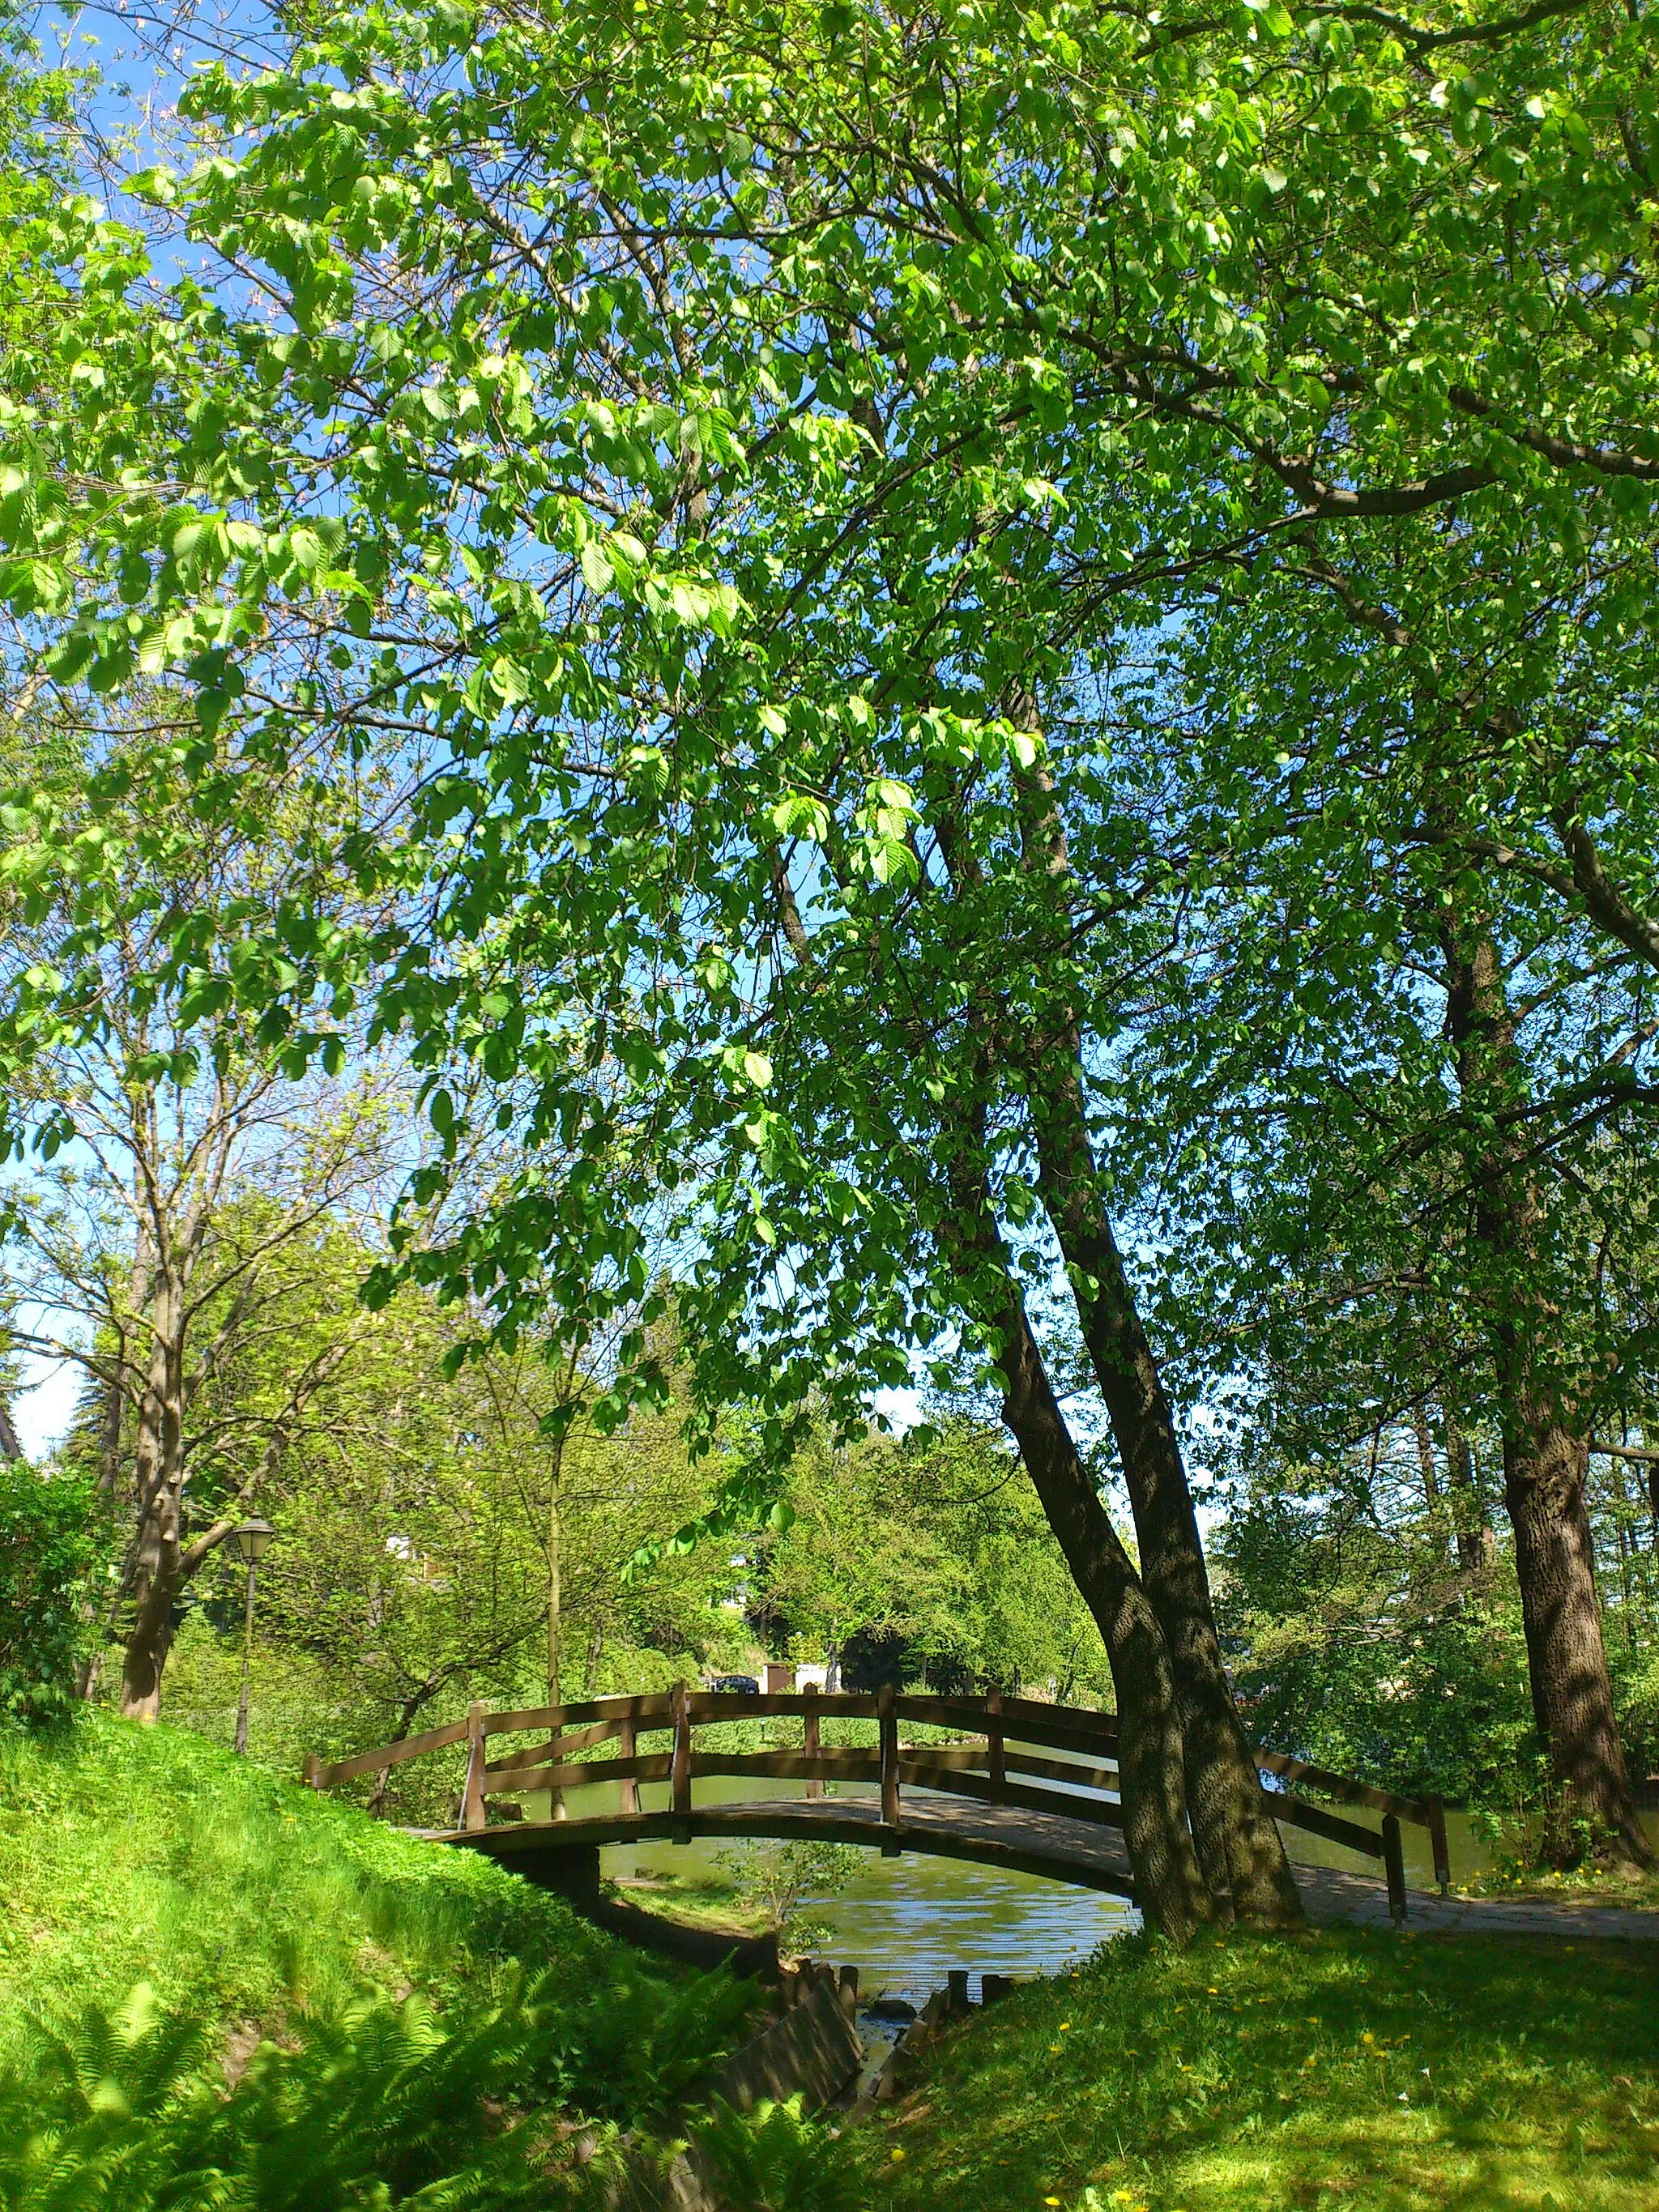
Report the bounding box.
[1427,1795,1451,1894]
[617,1710,639,1816]
[878,1681,900,1853]
[804,1683,822,1800]
[985,1684,1004,1797]
[1382,1813,1407,1925]
[461,1702,488,1834]
[671,1680,692,1840]
[301,1754,325,1792]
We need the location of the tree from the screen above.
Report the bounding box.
[0,1459,98,1728]
[757,1420,1114,1704]
[1102,673,1659,1859]
[1211,1417,1544,1808]
[195,1251,726,1803]
[0,740,401,1715]
[8,0,1659,1918]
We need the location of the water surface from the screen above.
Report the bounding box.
[543,1771,1657,2009]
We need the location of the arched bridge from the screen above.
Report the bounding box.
[304,1686,1450,1924]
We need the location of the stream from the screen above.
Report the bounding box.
[539,1771,1644,2010]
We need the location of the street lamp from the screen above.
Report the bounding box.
[230,1518,275,1756]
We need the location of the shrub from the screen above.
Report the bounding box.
[0,1463,96,1728]
[713,1841,861,1954]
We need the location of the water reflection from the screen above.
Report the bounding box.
[535,1772,1130,2005]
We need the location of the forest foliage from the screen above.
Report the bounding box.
[0,0,1656,1901]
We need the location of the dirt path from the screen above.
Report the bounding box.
[1297,1863,1659,1939]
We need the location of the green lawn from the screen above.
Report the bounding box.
[0,1711,667,2061]
[609,1866,772,1938]
[853,1924,1659,2212]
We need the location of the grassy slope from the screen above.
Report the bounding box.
[855,1924,1659,2212]
[0,1711,612,2048]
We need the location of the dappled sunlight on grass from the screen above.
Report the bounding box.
[0,1712,611,2052]
[857,1924,1659,2210]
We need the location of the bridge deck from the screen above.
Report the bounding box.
[444,1796,1659,1940]
[450,1791,1137,1897]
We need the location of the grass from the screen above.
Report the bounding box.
[0,1711,787,2189]
[0,1711,621,2050]
[608,1866,772,1938]
[851,1924,1659,2211]
[1456,1855,1659,1909]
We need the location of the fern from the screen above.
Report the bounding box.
[552,1967,760,2125]
[0,1979,596,2212]
[685,2095,865,2212]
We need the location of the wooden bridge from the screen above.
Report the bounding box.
[304,1686,1451,1924]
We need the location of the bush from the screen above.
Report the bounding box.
[0,1463,96,1728]
[0,1981,859,2212]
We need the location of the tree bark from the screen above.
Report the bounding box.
[945,1149,1213,1941]
[1002,735,1299,1924]
[1441,921,1652,1867]
[1505,1417,1649,1858]
[119,1264,186,1721]
[1410,1400,1448,1554]
[1025,1059,1302,1924]
[547,1433,566,1819]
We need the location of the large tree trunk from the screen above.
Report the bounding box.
[994,1294,1213,1941]
[947,1150,1214,1940]
[1441,922,1652,1868]
[1004,741,1299,1924]
[546,1434,567,1819]
[1506,1407,1650,1862]
[1026,1060,1302,1925]
[120,1541,178,1721]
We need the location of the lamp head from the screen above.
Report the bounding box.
[232,1516,275,1566]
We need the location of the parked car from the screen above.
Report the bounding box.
[707,1673,760,1694]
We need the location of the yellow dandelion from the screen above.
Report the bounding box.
[890,2147,905,2163]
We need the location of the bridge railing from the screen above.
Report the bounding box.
[304,1687,1447,1918]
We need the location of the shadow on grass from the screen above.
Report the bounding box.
[857,1924,1659,2211]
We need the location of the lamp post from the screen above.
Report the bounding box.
[230,1517,275,1756]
